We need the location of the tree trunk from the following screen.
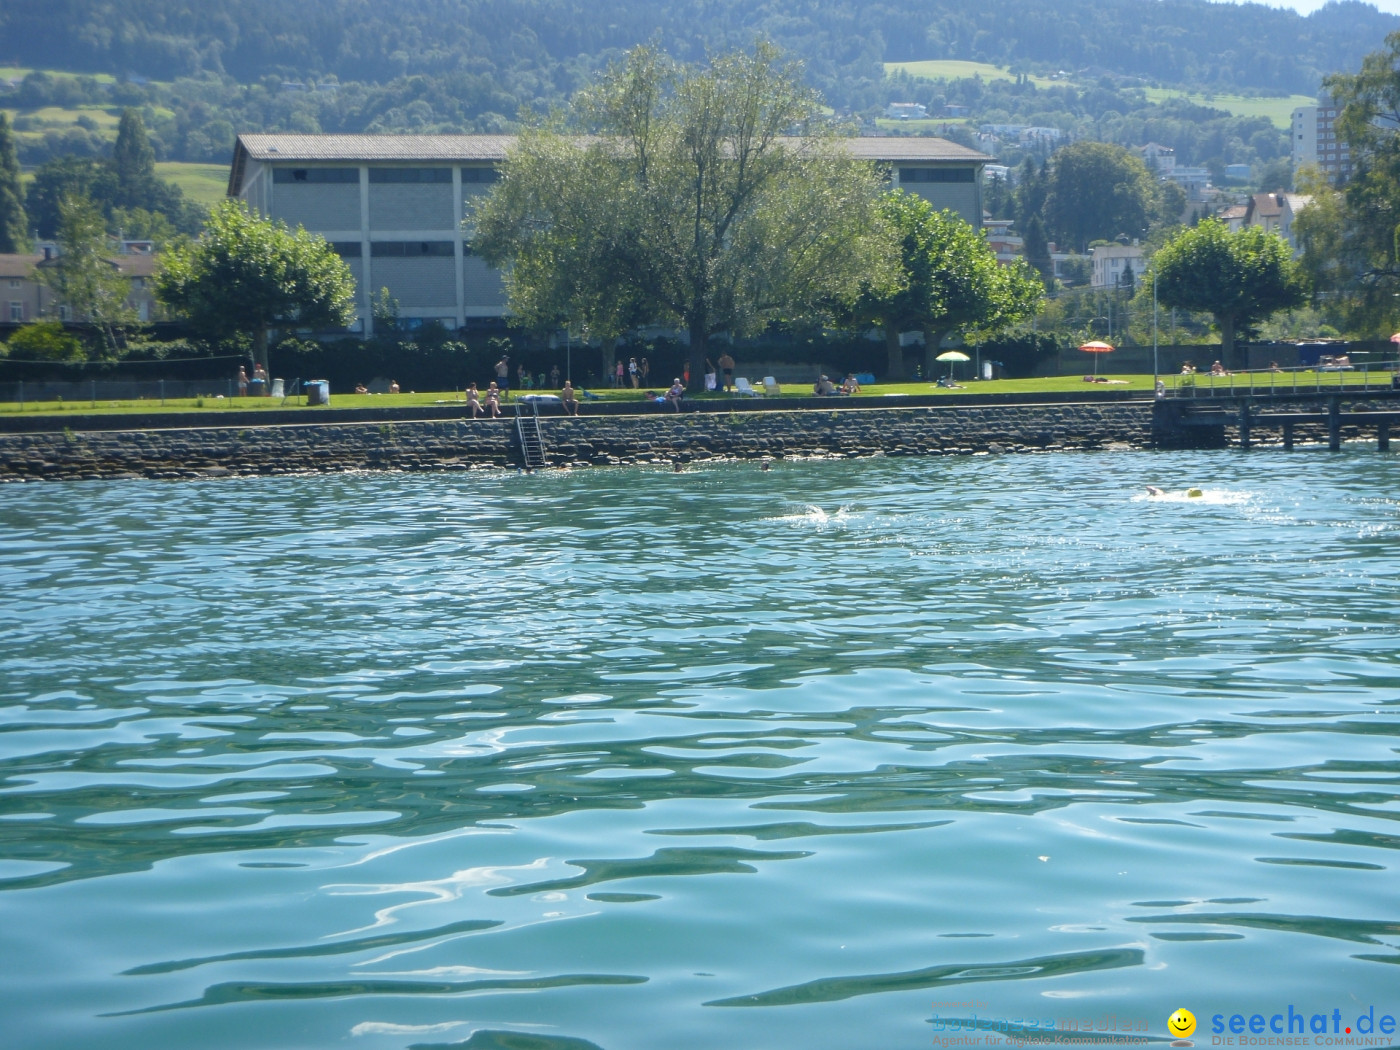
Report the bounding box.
[1219,315,1236,372]
[923,328,953,382]
[688,323,709,398]
[884,326,904,380]
[601,337,618,389]
[254,326,270,374]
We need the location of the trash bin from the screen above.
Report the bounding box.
[306,380,330,406]
[270,378,284,398]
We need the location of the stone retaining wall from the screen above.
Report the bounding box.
[0,402,1155,482]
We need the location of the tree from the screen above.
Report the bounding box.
[110,109,160,212]
[155,200,356,371]
[5,320,86,362]
[1043,141,1155,253]
[1308,30,1400,331]
[844,191,1043,378]
[0,113,28,253]
[1021,214,1054,288]
[472,43,897,384]
[1153,218,1305,369]
[36,195,137,357]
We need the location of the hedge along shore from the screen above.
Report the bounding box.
[0,401,1160,482]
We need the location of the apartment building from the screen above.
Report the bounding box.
[1292,95,1353,183]
[227,133,992,336]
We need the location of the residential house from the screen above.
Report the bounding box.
[1242,190,1313,253]
[228,133,993,336]
[1090,244,1147,290]
[1137,143,1176,174]
[1218,203,1248,233]
[982,219,1023,267]
[0,249,159,325]
[885,102,928,120]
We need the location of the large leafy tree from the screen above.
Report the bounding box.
[1153,218,1305,370]
[845,191,1042,378]
[1299,31,1400,332]
[155,200,356,371]
[0,113,28,253]
[36,195,138,357]
[472,42,897,384]
[1043,141,1155,253]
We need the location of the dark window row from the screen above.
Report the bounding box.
[368,168,452,184]
[331,242,362,257]
[274,166,501,185]
[370,241,455,257]
[273,167,359,184]
[898,167,976,184]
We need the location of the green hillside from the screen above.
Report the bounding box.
[154,162,231,206]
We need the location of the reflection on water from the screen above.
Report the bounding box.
[1,450,1398,1050]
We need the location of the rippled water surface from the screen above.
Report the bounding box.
[2,450,1399,1050]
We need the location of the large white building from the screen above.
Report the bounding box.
[1292,95,1353,183]
[227,134,992,335]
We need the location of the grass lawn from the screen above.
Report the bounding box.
[155,162,231,206]
[5,371,1387,419]
[1139,89,1314,129]
[884,60,1059,89]
[0,66,119,85]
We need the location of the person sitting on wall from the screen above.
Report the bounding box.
[467,383,483,418]
[666,378,685,411]
[485,382,502,417]
[561,381,580,416]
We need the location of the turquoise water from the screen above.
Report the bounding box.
[2,450,1399,1050]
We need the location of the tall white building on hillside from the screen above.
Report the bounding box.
[1292,95,1352,184]
[228,134,993,336]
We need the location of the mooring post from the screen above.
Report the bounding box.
[1282,421,1294,450]
[1380,420,1390,452]
[1328,397,1341,451]
[1238,400,1251,450]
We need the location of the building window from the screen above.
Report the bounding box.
[58,305,72,321]
[370,241,455,257]
[8,301,21,322]
[272,167,360,184]
[330,241,363,257]
[7,279,18,289]
[368,168,453,183]
[898,167,975,184]
[461,168,501,183]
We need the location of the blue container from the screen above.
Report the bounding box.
[306,380,330,406]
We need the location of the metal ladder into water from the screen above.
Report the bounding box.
[514,400,547,469]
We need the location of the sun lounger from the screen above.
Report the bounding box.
[734,377,762,397]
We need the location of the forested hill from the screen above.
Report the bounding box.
[4,0,1394,102]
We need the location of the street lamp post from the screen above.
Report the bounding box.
[1152,270,1159,392]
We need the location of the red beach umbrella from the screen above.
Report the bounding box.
[1079,340,1115,376]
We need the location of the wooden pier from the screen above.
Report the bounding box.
[1154,386,1400,451]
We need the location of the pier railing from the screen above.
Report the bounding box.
[1166,363,1398,399]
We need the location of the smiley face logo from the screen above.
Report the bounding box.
[1168,1009,1197,1039]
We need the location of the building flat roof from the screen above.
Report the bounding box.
[229,133,992,195]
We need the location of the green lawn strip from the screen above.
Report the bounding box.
[5,372,1386,419]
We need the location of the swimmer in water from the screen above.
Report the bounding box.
[1146,486,1164,496]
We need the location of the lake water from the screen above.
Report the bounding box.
[2,449,1399,1050]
